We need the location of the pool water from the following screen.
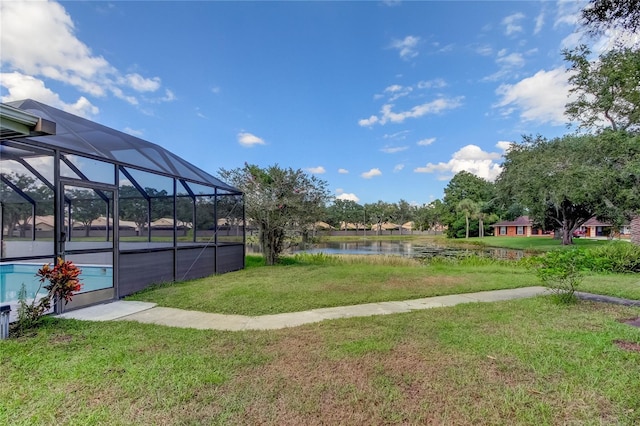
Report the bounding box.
[0,263,113,304]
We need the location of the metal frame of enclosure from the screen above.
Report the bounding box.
[1,99,245,314]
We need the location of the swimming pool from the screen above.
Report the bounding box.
[0,262,113,304]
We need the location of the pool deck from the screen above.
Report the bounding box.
[57,286,551,331]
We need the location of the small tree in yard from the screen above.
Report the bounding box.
[532,249,587,304]
[219,164,332,265]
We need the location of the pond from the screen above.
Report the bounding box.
[247,240,526,260]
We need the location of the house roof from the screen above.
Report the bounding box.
[491,215,533,227]
[583,217,611,227]
[3,99,240,194]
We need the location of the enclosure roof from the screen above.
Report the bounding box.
[0,103,56,140]
[3,99,240,193]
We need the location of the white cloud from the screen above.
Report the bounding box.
[433,42,454,53]
[560,31,584,50]
[393,164,405,172]
[383,130,410,140]
[417,137,436,146]
[496,140,514,152]
[502,12,525,35]
[384,84,412,101]
[124,73,161,92]
[474,44,493,56]
[497,51,525,68]
[110,87,138,105]
[553,1,582,28]
[306,166,326,174]
[237,132,266,147]
[338,168,349,174]
[385,84,404,93]
[124,127,144,137]
[211,86,221,94]
[0,1,163,108]
[483,49,527,82]
[494,67,573,125]
[0,72,99,117]
[534,11,545,35]
[160,89,176,102]
[414,144,504,181]
[195,107,207,119]
[596,29,640,51]
[359,97,463,127]
[336,192,360,202]
[361,168,382,179]
[391,35,420,59]
[363,80,453,126]
[417,79,447,89]
[375,80,444,104]
[358,115,379,127]
[381,146,408,154]
[381,97,463,124]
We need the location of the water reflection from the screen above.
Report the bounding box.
[247,240,525,260]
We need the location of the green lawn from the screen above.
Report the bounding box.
[4,247,640,424]
[2,297,639,425]
[126,256,543,315]
[449,235,620,252]
[127,254,640,315]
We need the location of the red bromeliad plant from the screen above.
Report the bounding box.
[37,258,83,306]
[13,258,83,334]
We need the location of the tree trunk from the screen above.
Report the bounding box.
[261,225,284,266]
[561,222,573,245]
[465,215,469,239]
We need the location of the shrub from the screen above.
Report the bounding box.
[290,252,341,265]
[585,242,640,273]
[530,249,588,304]
[13,284,48,334]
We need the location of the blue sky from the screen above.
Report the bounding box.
[0,1,622,205]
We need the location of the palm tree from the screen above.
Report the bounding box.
[476,201,489,238]
[457,199,479,239]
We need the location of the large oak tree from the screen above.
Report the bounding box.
[219,163,331,265]
[496,131,640,245]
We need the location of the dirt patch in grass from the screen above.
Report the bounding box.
[614,340,640,353]
[621,317,640,328]
[49,333,75,344]
[184,327,615,425]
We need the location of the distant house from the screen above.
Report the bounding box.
[577,217,632,239]
[491,216,544,237]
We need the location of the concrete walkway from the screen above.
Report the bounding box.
[57,286,549,331]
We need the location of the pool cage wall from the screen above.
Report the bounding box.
[1,99,245,314]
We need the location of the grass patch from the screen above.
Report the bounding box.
[127,255,540,315]
[580,274,640,300]
[456,236,617,252]
[3,298,640,424]
[129,253,639,315]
